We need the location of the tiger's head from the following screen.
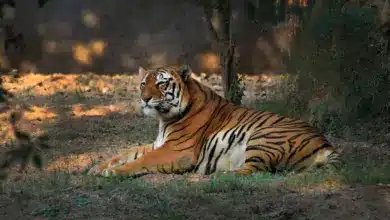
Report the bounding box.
[138,65,192,121]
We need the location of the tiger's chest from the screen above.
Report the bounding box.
[153,131,165,149]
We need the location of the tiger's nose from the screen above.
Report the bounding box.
[142,97,151,103]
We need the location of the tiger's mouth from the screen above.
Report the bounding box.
[142,102,170,114]
[155,105,169,113]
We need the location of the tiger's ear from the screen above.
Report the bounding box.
[137,66,147,83]
[138,66,147,76]
[179,65,192,81]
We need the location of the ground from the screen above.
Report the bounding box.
[0,72,389,220]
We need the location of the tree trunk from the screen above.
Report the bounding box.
[201,0,238,103]
[378,0,390,53]
[279,0,287,22]
[13,0,42,72]
[217,0,236,100]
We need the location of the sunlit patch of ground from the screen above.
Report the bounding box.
[22,106,57,120]
[46,152,103,173]
[286,177,345,194]
[1,73,81,96]
[71,104,122,117]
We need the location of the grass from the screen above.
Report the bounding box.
[0,73,390,219]
[1,149,390,219]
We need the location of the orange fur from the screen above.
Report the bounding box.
[88,65,341,177]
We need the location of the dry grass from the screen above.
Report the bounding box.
[0,72,390,220]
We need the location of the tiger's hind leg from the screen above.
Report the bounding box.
[88,144,154,175]
[233,142,342,176]
[277,140,343,175]
[232,125,342,176]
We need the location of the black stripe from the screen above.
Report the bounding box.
[250,129,308,140]
[237,111,249,121]
[246,145,277,158]
[255,113,276,129]
[287,131,312,142]
[172,82,177,97]
[244,156,270,172]
[205,138,219,174]
[296,134,322,152]
[238,131,246,143]
[270,116,286,126]
[224,132,236,153]
[246,112,264,130]
[178,83,182,98]
[236,125,246,139]
[265,141,285,145]
[134,151,139,160]
[170,161,175,173]
[290,143,333,169]
[211,148,225,174]
[249,144,285,157]
[194,137,209,172]
[245,156,266,164]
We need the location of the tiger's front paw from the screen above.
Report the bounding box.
[87,164,119,177]
[87,163,106,176]
[101,168,118,177]
[87,157,126,176]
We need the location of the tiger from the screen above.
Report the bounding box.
[88,64,341,177]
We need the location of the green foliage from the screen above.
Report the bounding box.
[253,99,290,116]
[339,147,390,184]
[275,4,390,137]
[31,204,70,219]
[226,74,246,105]
[307,100,344,136]
[252,74,308,119]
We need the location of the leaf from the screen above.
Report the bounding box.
[32,153,43,169]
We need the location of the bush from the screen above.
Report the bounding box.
[271,5,390,138]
